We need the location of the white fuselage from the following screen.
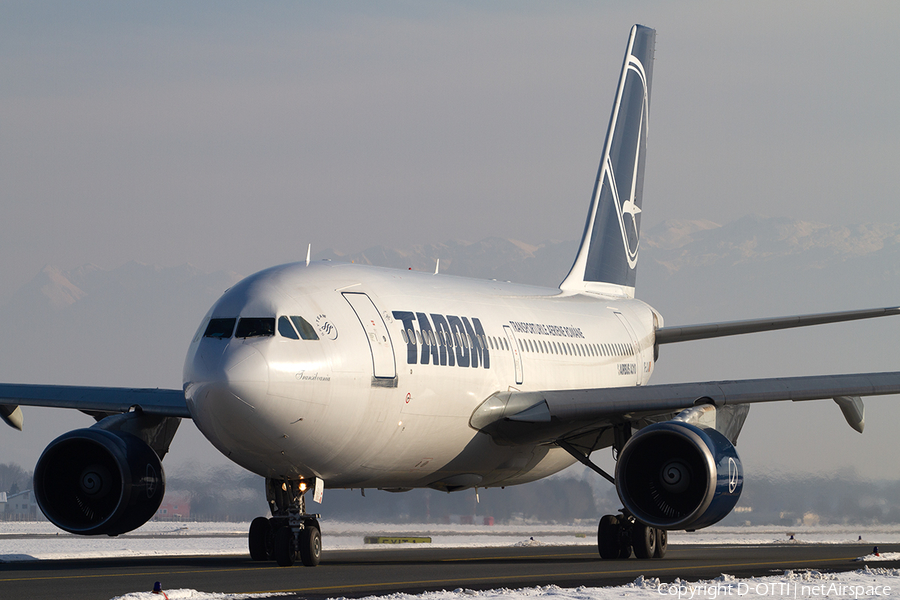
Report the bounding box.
[183,261,660,491]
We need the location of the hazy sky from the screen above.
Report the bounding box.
[3,1,899,297]
[2,2,900,485]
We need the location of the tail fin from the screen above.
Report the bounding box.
[560,25,655,297]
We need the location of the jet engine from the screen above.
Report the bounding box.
[615,421,742,530]
[33,428,165,536]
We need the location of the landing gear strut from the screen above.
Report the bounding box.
[248,478,322,567]
[597,513,667,559]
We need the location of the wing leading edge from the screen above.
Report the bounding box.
[0,383,189,430]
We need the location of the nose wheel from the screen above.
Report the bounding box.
[249,478,323,567]
[271,518,321,566]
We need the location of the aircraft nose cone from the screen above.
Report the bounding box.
[185,342,271,454]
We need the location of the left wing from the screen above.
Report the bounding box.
[0,383,189,430]
[471,371,900,445]
[655,306,900,345]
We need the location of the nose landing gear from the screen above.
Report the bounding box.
[248,478,322,567]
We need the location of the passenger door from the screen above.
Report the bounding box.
[342,292,397,381]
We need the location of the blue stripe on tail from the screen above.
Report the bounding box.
[561,25,655,297]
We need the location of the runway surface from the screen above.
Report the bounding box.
[3,543,899,600]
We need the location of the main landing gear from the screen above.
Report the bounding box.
[558,428,668,560]
[597,513,667,559]
[248,478,322,567]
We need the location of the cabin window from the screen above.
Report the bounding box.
[290,316,320,340]
[235,317,275,338]
[204,318,236,339]
[278,316,299,339]
[400,329,409,344]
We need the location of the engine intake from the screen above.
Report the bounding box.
[33,428,165,536]
[616,421,742,530]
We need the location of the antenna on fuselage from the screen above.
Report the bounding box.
[306,244,311,267]
[434,259,440,275]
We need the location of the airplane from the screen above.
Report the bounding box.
[3,24,900,567]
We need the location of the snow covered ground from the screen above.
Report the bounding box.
[4,522,900,600]
[107,570,900,600]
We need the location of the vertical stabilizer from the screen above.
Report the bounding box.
[560,25,655,297]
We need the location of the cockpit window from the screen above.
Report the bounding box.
[204,318,236,339]
[278,316,299,339]
[290,316,320,340]
[235,317,275,338]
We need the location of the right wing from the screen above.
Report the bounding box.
[0,383,189,430]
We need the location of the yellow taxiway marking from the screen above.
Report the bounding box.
[442,551,594,561]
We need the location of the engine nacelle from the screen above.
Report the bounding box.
[616,421,742,530]
[33,428,165,536]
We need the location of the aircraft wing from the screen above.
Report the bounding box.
[655,306,900,344]
[472,371,900,445]
[0,383,189,430]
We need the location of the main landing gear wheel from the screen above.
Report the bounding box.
[298,522,321,567]
[655,528,668,558]
[598,515,632,559]
[597,515,620,559]
[631,521,656,559]
[274,525,296,567]
[597,514,666,559]
[249,517,272,561]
